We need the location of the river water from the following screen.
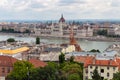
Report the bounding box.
[0,34,119,52]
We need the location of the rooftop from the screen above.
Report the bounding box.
[0,47,29,54]
[29,59,47,68]
[84,57,120,68]
[0,56,18,67]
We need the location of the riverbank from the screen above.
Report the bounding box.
[0,32,120,42]
[0,32,119,52]
[36,35,120,42]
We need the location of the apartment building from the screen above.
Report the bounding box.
[83,58,119,80]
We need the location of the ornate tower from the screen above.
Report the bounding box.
[59,14,65,23]
[69,25,82,52]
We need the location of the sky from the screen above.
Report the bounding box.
[0,0,120,20]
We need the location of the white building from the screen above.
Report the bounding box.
[83,58,119,80]
[108,24,120,35]
[34,15,93,37]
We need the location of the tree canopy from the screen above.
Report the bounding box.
[92,67,102,80]
[7,59,83,80]
[113,72,120,80]
[90,49,100,53]
[59,52,65,64]
[36,37,40,44]
[60,62,83,80]
[7,61,33,80]
[7,38,15,42]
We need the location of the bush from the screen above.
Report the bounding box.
[7,38,15,42]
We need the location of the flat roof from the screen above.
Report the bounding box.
[0,47,29,54]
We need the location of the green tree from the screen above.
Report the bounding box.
[24,29,30,33]
[59,52,65,64]
[90,49,100,53]
[36,37,40,44]
[30,65,58,80]
[61,62,83,80]
[113,72,120,80]
[7,61,33,80]
[97,30,107,36]
[7,38,15,42]
[68,73,80,80]
[70,56,74,62]
[92,67,102,80]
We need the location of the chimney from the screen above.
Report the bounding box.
[93,57,96,64]
[109,59,112,65]
[114,54,118,59]
[87,54,89,56]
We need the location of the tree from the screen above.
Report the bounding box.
[92,67,102,80]
[68,73,80,80]
[61,62,83,80]
[24,29,30,33]
[90,49,100,53]
[113,72,120,80]
[7,38,15,42]
[70,56,74,62]
[29,65,58,80]
[7,61,33,80]
[97,30,107,36]
[59,52,65,64]
[36,37,40,44]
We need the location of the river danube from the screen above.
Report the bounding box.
[0,34,120,52]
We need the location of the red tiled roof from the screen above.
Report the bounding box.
[74,56,94,63]
[75,56,120,70]
[115,58,120,70]
[84,56,94,68]
[29,59,47,68]
[0,56,18,67]
[84,58,119,68]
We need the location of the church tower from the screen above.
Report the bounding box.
[69,25,82,52]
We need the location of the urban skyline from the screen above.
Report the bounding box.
[0,0,120,20]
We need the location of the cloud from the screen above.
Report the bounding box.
[58,0,87,6]
[0,0,120,20]
[111,0,120,7]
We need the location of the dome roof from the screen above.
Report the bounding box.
[59,14,65,23]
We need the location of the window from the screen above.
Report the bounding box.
[107,73,109,77]
[101,77,104,80]
[2,68,5,73]
[96,66,98,69]
[90,72,93,77]
[85,76,88,80]
[86,69,88,74]
[101,69,104,73]
[90,66,92,69]
[113,67,116,70]
[7,67,10,73]
[107,66,109,70]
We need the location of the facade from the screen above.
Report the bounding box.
[34,15,93,37]
[108,24,120,35]
[0,56,47,80]
[0,56,18,79]
[83,58,119,80]
[69,50,120,80]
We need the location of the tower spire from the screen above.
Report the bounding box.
[61,14,63,18]
[59,14,65,23]
[69,25,82,52]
